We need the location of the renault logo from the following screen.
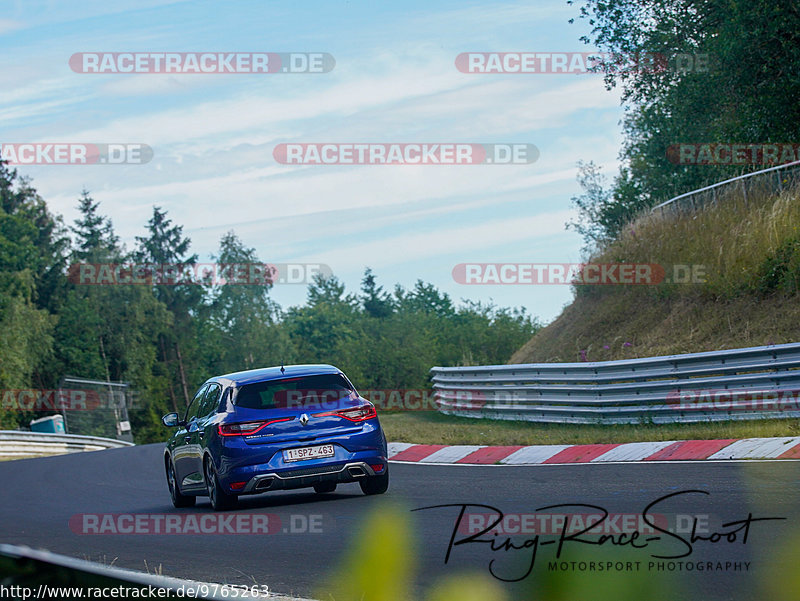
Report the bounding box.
[299,413,309,426]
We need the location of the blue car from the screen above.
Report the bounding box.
[161,364,389,510]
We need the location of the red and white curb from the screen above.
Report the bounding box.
[387,436,800,465]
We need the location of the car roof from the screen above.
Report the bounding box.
[210,364,343,387]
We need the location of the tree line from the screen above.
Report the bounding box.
[0,163,539,442]
[567,0,800,249]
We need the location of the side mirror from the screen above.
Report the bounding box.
[161,412,181,427]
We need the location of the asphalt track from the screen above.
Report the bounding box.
[2,444,799,600]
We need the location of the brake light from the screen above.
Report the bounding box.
[218,417,292,436]
[314,403,377,422]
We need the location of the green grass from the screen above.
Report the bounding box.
[604,184,800,299]
[380,411,800,446]
[512,184,800,364]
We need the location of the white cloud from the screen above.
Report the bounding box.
[288,209,576,269]
[0,19,24,35]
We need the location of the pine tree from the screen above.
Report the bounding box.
[360,268,394,318]
[71,190,120,262]
[135,207,203,407]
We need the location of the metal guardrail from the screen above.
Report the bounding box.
[431,342,800,424]
[651,159,800,215]
[0,431,134,458]
[0,545,272,600]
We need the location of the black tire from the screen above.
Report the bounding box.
[205,458,238,511]
[166,459,195,508]
[313,481,337,494]
[359,469,389,496]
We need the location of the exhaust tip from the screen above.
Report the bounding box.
[255,477,274,490]
[347,466,366,478]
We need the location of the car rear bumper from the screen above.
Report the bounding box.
[241,460,382,493]
[215,423,387,493]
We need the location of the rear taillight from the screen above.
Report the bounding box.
[314,403,377,422]
[218,417,292,436]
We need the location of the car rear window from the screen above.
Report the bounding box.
[235,374,355,410]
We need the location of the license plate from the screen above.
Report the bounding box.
[283,444,335,462]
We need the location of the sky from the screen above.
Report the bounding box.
[1,0,625,322]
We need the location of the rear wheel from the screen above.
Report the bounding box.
[313,481,337,494]
[359,469,389,496]
[205,459,238,511]
[166,459,195,508]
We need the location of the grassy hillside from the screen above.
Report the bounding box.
[512,183,800,364]
[380,183,800,446]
